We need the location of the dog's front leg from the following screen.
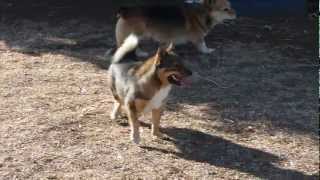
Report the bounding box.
[151,108,163,138]
[110,100,121,120]
[193,38,215,54]
[125,102,140,144]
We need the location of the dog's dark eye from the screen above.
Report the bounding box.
[224,8,229,12]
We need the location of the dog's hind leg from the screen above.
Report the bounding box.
[125,101,140,144]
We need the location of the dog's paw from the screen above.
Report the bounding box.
[110,110,119,120]
[110,114,117,120]
[152,131,165,140]
[131,133,140,144]
[201,48,215,54]
[135,49,149,57]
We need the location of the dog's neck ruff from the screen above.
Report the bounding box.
[143,85,172,113]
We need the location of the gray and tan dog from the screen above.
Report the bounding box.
[115,0,236,55]
[108,34,192,144]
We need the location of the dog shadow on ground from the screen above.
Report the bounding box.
[141,127,318,180]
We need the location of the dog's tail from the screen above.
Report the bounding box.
[112,34,138,64]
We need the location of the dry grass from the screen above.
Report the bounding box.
[0,17,318,179]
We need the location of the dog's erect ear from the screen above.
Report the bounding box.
[155,47,167,65]
[156,47,167,57]
[166,43,174,52]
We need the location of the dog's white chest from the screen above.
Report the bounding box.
[143,86,172,113]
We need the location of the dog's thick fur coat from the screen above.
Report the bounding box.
[108,34,192,144]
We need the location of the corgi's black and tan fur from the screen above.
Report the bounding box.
[108,34,192,144]
[115,0,236,55]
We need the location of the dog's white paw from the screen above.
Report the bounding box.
[136,49,149,57]
[110,109,118,120]
[110,113,116,120]
[152,132,164,139]
[201,48,215,54]
[131,133,140,144]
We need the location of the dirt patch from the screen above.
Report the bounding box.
[0,14,318,179]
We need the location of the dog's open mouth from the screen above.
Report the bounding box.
[168,74,191,87]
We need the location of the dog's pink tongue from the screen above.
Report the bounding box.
[181,77,192,87]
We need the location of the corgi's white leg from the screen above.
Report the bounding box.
[194,39,215,54]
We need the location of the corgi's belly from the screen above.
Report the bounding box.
[145,31,189,45]
[143,86,172,113]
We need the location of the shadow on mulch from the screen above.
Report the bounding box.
[142,127,319,180]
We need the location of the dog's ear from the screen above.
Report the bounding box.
[166,43,174,52]
[155,47,167,65]
[156,47,167,57]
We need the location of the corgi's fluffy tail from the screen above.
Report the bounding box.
[112,34,138,64]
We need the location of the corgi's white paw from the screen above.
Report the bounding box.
[201,47,215,54]
[136,49,148,57]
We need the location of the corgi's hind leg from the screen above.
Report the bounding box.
[116,18,148,57]
[116,18,134,47]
